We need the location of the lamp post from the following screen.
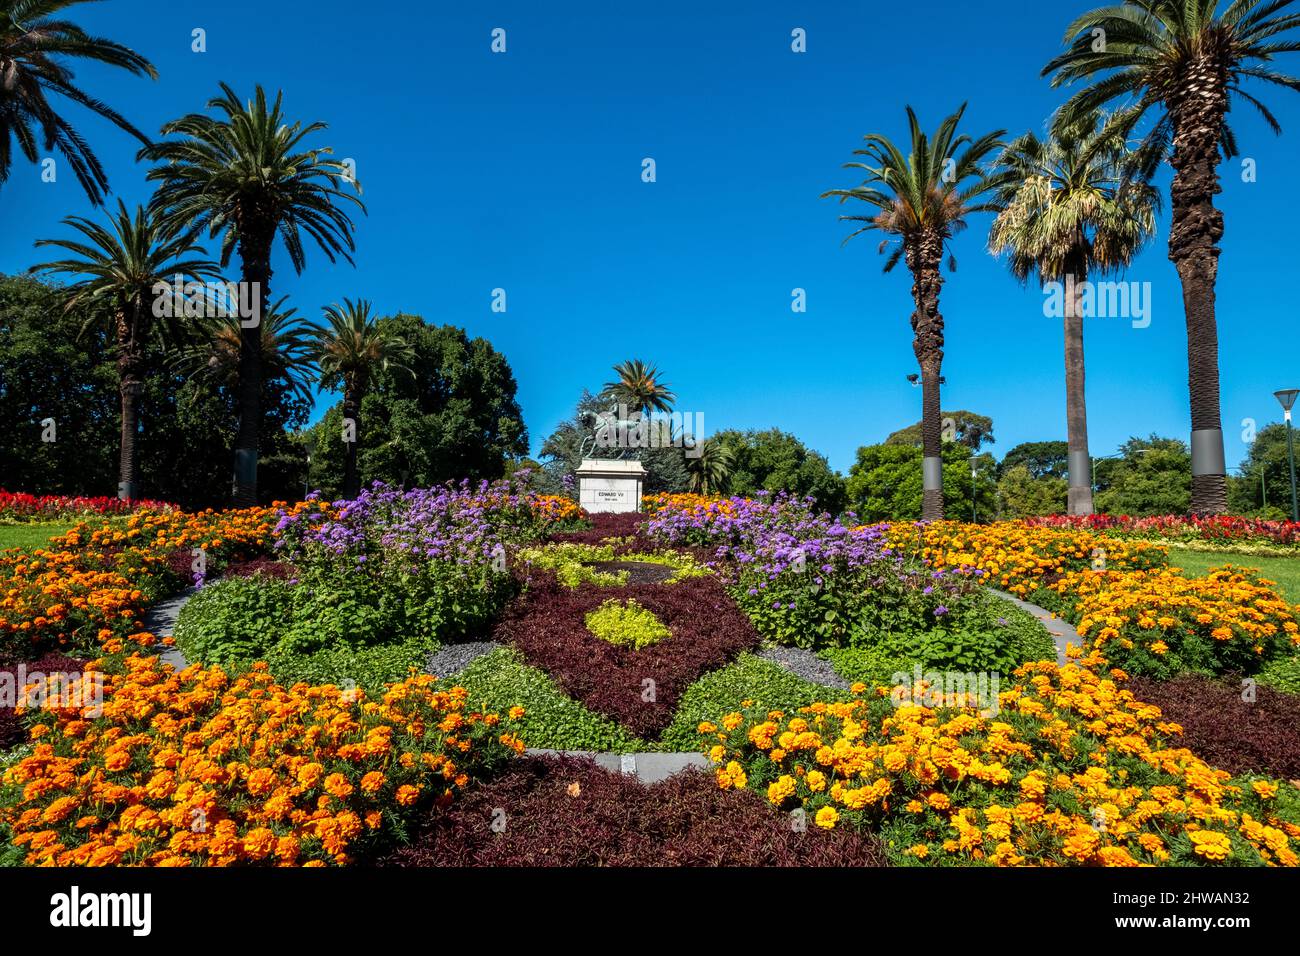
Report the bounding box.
[1274,389,1299,522]
[971,459,978,523]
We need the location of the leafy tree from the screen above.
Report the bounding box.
[823,104,1004,519]
[1044,0,1300,514]
[886,410,995,451]
[0,0,156,203]
[989,110,1159,515]
[0,273,116,494]
[142,83,364,504]
[1000,440,1069,479]
[0,273,307,507]
[1094,435,1191,516]
[30,201,220,498]
[715,428,846,512]
[846,442,997,523]
[305,316,526,497]
[1229,422,1300,518]
[998,464,1068,518]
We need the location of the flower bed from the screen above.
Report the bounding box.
[174,480,587,688]
[884,520,1169,597]
[0,654,526,866]
[377,754,888,867]
[645,496,1052,672]
[491,571,761,739]
[1046,567,1300,679]
[702,656,1300,866]
[1126,674,1300,780]
[1026,513,1300,551]
[0,491,174,523]
[0,506,282,660]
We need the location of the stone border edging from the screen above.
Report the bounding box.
[523,749,710,784]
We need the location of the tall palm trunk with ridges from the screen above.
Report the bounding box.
[234,227,272,506]
[1169,52,1230,515]
[909,232,946,521]
[115,299,144,500]
[1065,251,1093,515]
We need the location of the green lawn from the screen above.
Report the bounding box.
[0,522,77,553]
[1168,547,1300,602]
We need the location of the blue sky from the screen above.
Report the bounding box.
[2,0,1297,475]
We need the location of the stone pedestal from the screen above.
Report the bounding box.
[576,459,646,514]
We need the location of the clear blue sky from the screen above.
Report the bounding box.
[2,0,1296,475]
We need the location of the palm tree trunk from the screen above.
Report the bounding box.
[115,301,145,500]
[909,234,946,521]
[343,387,361,499]
[234,230,272,506]
[1168,56,1229,515]
[1064,261,1093,515]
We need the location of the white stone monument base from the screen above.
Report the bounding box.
[576,458,647,514]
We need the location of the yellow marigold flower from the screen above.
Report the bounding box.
[814,806,839,830]
[766,775,797,806]
[1189,829,1232,862]
[1252,780,1278,800]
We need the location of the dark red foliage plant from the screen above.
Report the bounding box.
[1127,674,1300,780]
[0,653,93,751]
[494,571,760,738]
[224,557,294,580]
[375,755,887,867]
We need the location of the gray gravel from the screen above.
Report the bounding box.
[756,646,851,690]
[426,640,502,678]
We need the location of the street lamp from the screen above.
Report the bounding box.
[1275,390,1300,521]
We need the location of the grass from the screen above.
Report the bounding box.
[0,522,77,553]
[1168,547,1300,603]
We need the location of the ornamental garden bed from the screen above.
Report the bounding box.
[1,487,1299,868]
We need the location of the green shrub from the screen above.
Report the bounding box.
[658,654,850,750]
[1257,655,1300,695]
[452,648,644,751]
[871,593,1055,673]
[819,646,917,689]
[173,576,296,666]
[584,598,671,649]
[261,637,436,695]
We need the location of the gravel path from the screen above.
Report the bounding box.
[756,646,851,690]
[426,640,502,678]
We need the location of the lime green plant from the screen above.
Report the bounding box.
[518,541,707,589]
[585,598,671,649]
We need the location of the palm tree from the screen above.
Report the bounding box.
[603,359,676,419]
[310,299,412,499]
[989,112,1160,515]
[1044,0,1300,514]
[685,438,734,495]
[139,83,364,505]
[823,104,1005,520]
[0,0,156,204]
[30,200,221,498]
[172,295,318,409]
